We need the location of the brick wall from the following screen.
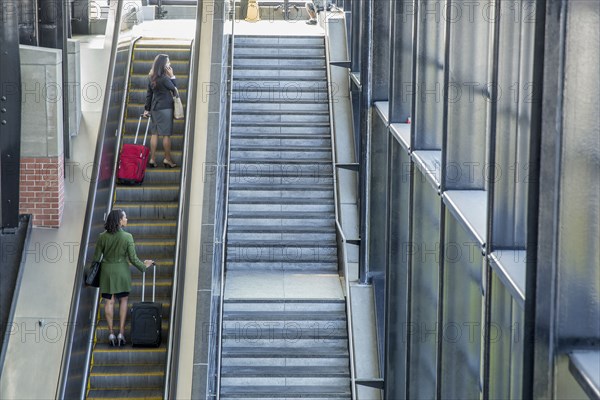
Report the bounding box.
[19,156,65,228]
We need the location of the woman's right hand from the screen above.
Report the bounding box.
[143,111,150,118]
[143,260,154,268]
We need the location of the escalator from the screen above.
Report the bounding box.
[86,38,192,399]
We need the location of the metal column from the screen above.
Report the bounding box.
[0,0,23,230]
[38,0,71,159]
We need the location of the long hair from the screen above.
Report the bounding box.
[105,209,124,234]
[148,54,169,89]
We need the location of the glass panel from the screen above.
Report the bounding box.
[441,211,483,399]
[408,168,441,399]
[385,138,412,398]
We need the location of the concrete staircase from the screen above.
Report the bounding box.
[220,35,351,399]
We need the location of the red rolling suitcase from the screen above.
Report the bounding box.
[117,115,150,184]
[131,263,162,347]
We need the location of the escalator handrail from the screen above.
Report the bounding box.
[163,36,197,399]
[55,3,137,395]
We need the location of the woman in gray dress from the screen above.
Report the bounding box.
[143,54,180,168]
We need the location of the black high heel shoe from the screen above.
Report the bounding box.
[163,159,177,168]
[148,159,157,168]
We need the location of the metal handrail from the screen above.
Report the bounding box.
[324,16,358,399]
[214,3,238,398]
[0,216,32,377]
[336,221,358,398]
[163,36,196,398]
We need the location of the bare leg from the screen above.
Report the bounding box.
[163,136,173,163]
[150,134,158,163]
[104,295,115,334]
[119,296,129,335]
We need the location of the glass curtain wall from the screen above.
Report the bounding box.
[344,0,599,398]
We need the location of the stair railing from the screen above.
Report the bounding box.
[212,3,238,398]
[55,4,140,398]
[324,23,359,400]
[163,37,197,399]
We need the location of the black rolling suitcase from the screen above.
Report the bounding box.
[130,263,162,347]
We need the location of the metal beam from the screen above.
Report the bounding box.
[38,0,70,160]
[0,0,23,229]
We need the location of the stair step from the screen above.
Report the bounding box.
[229,165,332,178]
[113,202,179,219]
[221,366,349,377]
[231,126,330,135]
[91,343,167,365]
[115,184,180,202]
[95,321,169,344]
[125,220,177,236]
[234,36,325,46]
[230,145,330,151]
[227,225,334,233]
[231,103,329,112]
[222,325,347,339]
[223,311,345,321]
[233,76,327,84]
[225,262,338,272]
[229,158,331,164]
[89,364,164,388]
[86,388,162,399]
[228,219,333,228]
[230,117,330,125]
[228,211,334,219]
[229,183,332,190]
[228,197,334,205]
[221,346,348,358]
[221,357,349,368]
[228,176,333,186]
[234,48,325,57]
[121,133,185,148]
[227,257,337,265]
[231,133,330,140]
[219,385,350,398]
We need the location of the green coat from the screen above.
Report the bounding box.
[93,229,147,295]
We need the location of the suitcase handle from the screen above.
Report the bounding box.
[141,262,156,302]
[134,115,151,146]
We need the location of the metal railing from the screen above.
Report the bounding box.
[0,216,33,377]
[212,3,238,398]
[324,17,358,399]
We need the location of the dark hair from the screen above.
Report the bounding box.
[149,54,169,89]
[105,209,124,234]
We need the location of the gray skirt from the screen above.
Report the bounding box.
[150,108,174,136]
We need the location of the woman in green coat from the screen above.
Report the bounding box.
[93,209,154,346]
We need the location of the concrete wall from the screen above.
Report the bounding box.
[18,45,65,227]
